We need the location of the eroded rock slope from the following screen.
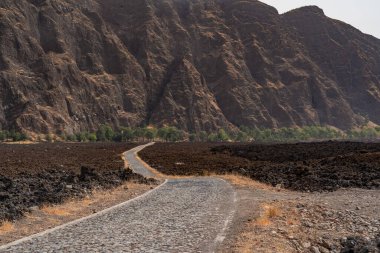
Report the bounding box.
[1,0,379,134]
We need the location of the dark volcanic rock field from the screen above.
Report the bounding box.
[0,143,155,223]
[140,141,380,192]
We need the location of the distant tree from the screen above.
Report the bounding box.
[46,134,53,143]
[112,132,123,142]
[166,127,184,142]
[157,127,169,141]
[104,125,115,141]
[188,133,197,142]
[133,127,145,141]
[208,133,218,142]
[217,129,229,142]
[144,127,157,141]
[235,131,249,142]
[199,131,208,142]
[96,126,106,142]
[120,127,135,141]
[76,132,88,142]
[96,125,114,141]
[0,131,5,141]
[67,134,77,142]
[59,133,67,141]
[87,133,97,142]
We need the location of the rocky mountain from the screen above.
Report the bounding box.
[0,0,379,136]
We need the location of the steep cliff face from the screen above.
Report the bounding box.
[0,0,379,135]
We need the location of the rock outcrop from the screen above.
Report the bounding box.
[0,0,379,135]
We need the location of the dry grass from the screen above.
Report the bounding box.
[236,203,297,253]
[3,141,37,145]
[41,206,71,216]
[255,204,282,227]
[265,205,281,218]
[0,182,153,245]
[40,185,127,218]
[0,221,15,235]
[219,173,278,191]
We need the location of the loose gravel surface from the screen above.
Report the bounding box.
[0,144,236,252]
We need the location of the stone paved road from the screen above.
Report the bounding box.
[0,144,236,253]
[125,143,156,178]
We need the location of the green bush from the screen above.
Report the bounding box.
[76,132,88,142]
[120,127,135,141]
[96,125,114,141]
[0,130,28,142]
[188,133,197,142]
[237,125,345,143]
[66,134,77,142]
[144,127,157,141]
[87,133,97,142]
[199,131,208,142]
[0,131,6,141]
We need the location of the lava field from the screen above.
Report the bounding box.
[0,143,155,223]
[140,141,380,192]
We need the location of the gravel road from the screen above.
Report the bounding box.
[125,143,156,178]
[0,144,236,253]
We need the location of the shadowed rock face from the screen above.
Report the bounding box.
[0,0,379,135]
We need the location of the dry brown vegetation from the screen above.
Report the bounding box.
[0,222,14,236]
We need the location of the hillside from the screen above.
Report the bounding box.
[0,0,379,135]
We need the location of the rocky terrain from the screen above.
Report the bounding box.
[0,143,156,222]
[0,0,380,136]
[140,141,380,191]
[230,181,380,253]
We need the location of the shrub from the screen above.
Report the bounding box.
[76,132,88,142]
[66,134,77,142]
[144,127,157,141]
[87,133,97,142]
[199,131,208,142]
[217,129,229,141]
[188,133,197,142]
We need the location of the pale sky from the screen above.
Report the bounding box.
[259,0,380,39]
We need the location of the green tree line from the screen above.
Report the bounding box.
[58,125,187,143]
[2,125,380,143]
[0,130,28,142]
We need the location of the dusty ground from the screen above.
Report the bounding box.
[140,142,380,253]
[0,182,153,246]
[217,175,380,253]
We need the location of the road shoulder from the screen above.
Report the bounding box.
[219,175,380,253]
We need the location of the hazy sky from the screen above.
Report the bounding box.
[260,0,380,39]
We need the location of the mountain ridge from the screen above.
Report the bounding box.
[0,0,379,136]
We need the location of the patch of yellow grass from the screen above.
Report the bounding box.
[0,221,14,235]
[220,173,276,190]
[41,206,71,216]
[256,216,272,227]
[256,204,282,227]
[265,205,281,218]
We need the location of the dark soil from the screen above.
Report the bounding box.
[0,143,156,223]
[139,141,380,192]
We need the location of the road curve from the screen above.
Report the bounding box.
[0,144,236,253]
